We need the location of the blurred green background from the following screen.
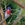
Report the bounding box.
[1,0,25,25]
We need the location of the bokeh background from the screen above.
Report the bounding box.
[0,0,25,25]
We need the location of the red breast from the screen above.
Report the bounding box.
[6,10,11,14]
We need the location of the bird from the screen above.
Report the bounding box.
[5,7,11,19]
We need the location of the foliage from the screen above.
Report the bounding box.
[1,0,25,25]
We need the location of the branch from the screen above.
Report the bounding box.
[13,0,25,9]
[12,8,23,25]
[0,7,6,25]
[12,14,22,25]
